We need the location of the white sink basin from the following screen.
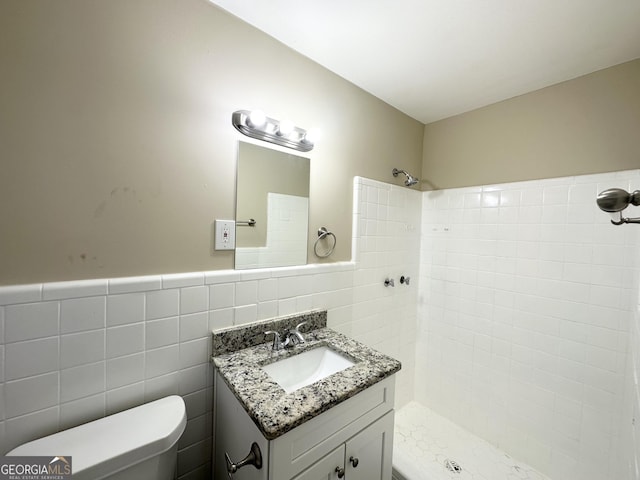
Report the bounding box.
[262,345,356,393]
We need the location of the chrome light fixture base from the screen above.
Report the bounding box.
[232,110,315,152]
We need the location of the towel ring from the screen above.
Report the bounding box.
[314,227,336,258]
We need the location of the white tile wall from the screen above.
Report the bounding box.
[0,176,420,479]
[417,169,640,480]
[350,177,421,406]
[0,264,358,479]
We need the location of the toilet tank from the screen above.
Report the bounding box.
[7,395,187,480]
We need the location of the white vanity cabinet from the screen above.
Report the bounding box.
[214,371,396,480]
[292,411,393,480]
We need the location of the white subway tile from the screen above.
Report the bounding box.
[43,279,108,301]
[591,265,625,288]
[0,284,42,306]
[106,382,144,416]
[106,353,145,390]
[162,272,204,289]
[180,286,208,314]
[144,372,179,402]
[182,389,208,420]
[234,304,257,326]
[178,413,211,451]
[204,270,239,285]
[257,300,278,320]
[235,281,258,306]
[258,278,278,302]
[106,323,144,359]
[5,337,59,380]
[179,312,208,342]
[146,316,179,350]
[108,275,162,294]
[60,296,105,333]
[60,362,104,403]
[180,338,209,370]
[145,345,179,379]
[209,283,234,309]
[4,407,59,453]
[587,325,622,351]
[179,364,209,396]
[4,373,59,418]
[589,285,622,309]
[106,293,145,326]
[59,394,105,431]
[585,345,619,373]
[208,308,233,331]
[543,185,570,205]
[145,289,179,320]
[60,330,105,369]
[4,301,59,343]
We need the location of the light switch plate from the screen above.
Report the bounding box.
[214,219,235,250]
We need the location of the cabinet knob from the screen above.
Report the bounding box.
[349,456,359,468]
[225,442,263,479]
[335,466,345,478]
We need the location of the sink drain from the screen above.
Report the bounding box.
[444,459,462,474]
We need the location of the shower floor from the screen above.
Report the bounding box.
[393,402,552,480]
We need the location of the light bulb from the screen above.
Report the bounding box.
[304,128,320,144]
[248,110,266,128]
[277,119,294,136]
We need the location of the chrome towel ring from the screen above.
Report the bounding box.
[314,227,336,258]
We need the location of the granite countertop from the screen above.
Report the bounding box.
[211,310,401,440]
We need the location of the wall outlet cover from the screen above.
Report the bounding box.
[214,219,236,250]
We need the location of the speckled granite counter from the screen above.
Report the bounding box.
[211,310,401,440]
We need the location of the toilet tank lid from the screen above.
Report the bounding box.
[7,395,187,479]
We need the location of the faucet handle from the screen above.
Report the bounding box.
[264,330,287,350]
[287,321,307,345]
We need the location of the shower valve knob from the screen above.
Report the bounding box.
[400,276,411,285]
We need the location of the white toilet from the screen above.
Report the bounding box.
[7,395,187,480]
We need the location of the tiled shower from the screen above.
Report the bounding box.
[0,171,638,480]
[417,169,640,479]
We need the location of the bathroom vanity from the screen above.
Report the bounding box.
[211,310,401,480]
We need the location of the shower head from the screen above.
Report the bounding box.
[596,188,640,213]
[392,168,419,187]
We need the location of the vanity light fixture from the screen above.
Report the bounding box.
[232,110,318,152]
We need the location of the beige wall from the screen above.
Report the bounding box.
[422,58,640,190]
[0,0,424,285]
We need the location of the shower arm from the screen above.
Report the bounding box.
[611,214,640,225]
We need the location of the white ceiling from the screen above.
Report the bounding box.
[209,0,640,124]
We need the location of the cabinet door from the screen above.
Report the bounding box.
[292,445,345,480]
[345,411,394,480]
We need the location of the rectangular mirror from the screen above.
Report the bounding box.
[235,142,310,269]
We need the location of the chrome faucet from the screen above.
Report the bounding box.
[264,330,289,351]
[264,322,307,351]
[286,321,307,346]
